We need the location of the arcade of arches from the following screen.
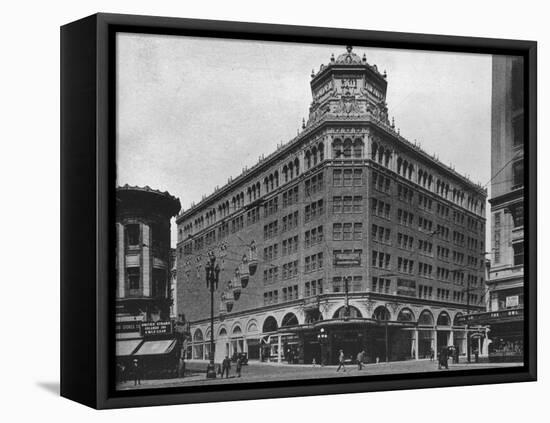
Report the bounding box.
[187,307,485,365]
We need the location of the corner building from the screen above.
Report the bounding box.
[462,56,524,362]
[177,47,487,365]
[115,185,182,377]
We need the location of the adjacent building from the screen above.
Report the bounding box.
[176,47,488,365]
[463,56,524,362]
[115,185,182,377]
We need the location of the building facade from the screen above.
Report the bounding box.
[463,56,524,362]
[176,47,488,365]
[115,185,182,377]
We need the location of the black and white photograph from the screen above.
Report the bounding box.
[114,33,526,391]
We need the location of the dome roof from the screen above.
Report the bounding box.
[335,45,363,64]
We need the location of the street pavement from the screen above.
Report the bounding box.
[117,359,522,390]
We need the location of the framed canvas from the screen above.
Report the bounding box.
[60,13,537,409]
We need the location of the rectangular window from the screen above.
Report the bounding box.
[126,224,140,246]
[513,242,524,266]
[333,169,343,186]
[343,196,352,213]
[353,223,363,240]
[343,169,353,186]
[127,267,140,290]
[353,169,363,186]
[353,196,362,213]
[343,223,352,240]
[512,160,524,188]
[333,196,342,213]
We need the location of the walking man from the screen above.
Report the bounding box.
[177,355,186,378]
[438,347,449,370]
[236,356,242,378]
[336,349,346,372]
[356,350,365,370]
[221,356,231,378]
[132,359,142,386]
[429,347,435,361]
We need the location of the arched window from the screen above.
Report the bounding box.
[353,139,364,158]
[305,150,311,169]
[262,316,278,333]
[343,139,352,158]
[397,308,415,322]
[232,325,242,336]
[269,174,274,191]
[274,171,279,187]
[283,165,288,183]
[333,305,362,319]
[437,311,451,326]
[378,146,384,164]
[372,306,391,321]
[408,164,414,180]
[418,310,434,326]
[397,157,402,174]
[384,150,391,167]
[281,312,299,327]
[332,139,343,158]
[318,142,324,161]
[264,177,269,193]
[294,158,300,175]
[193,328,204,342]
[288,162,294,179]
[311,146,318,165]
[453,313,463,326]
[371,142,378,160]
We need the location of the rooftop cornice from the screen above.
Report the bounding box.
[177,114,486,222]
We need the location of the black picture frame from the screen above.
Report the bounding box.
[60,12,537,409]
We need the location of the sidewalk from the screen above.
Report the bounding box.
[117,358,522,390]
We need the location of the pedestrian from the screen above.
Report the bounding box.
[221,356,231,378]
[312,357,317,368]
[430,347,435,361]
[356,350,365,370]
[132,359,142,386]
[236,356,242,378]
[454,346,459,364]
[474,348,479,363]
[336,349,346,372]
[177,356,186,378]
[438,347,449,370]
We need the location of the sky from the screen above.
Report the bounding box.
[116,33,493,248]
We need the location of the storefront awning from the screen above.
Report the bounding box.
[116,339,143,357]
[133,339,177,356]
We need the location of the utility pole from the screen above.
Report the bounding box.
[205,251,220,378]
[344,276,350,317]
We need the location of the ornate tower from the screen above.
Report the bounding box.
[307,46,389,126]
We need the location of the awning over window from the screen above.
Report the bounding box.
[116,339,143,357]
[133,339,177,356]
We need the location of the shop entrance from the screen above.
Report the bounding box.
[247,339,260,360]
[418,330,433,358]
[437,331,450,353]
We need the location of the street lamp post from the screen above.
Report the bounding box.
[317,327,328,366]
[205,252,220,379]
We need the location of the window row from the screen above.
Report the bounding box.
[333,168,363,186]
[304,252,324,273]
[333,196,363,213]
[333,222,363,241]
